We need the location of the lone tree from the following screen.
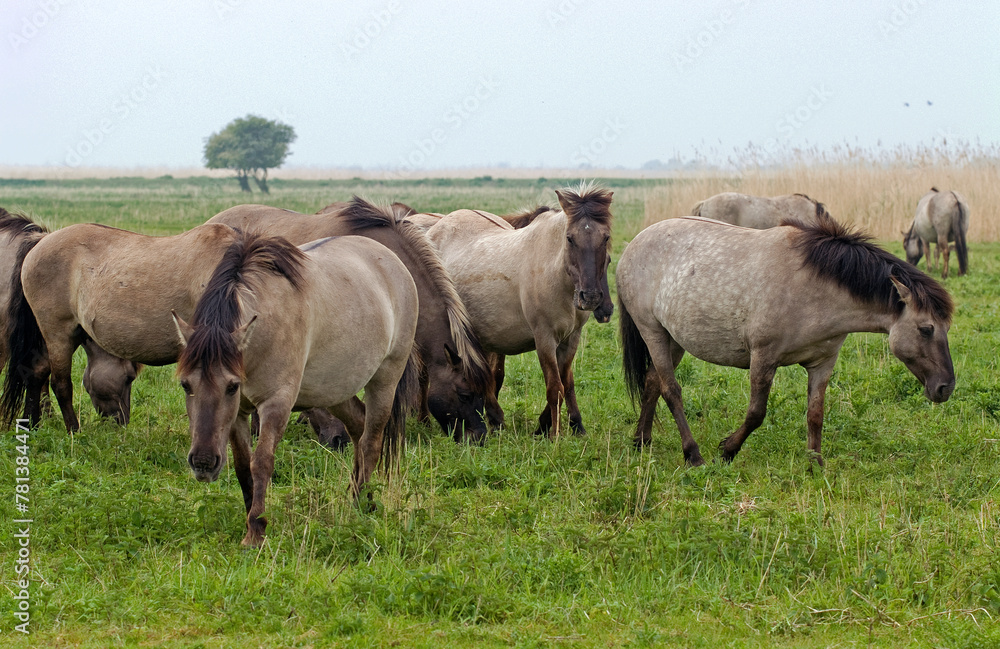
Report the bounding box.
[203,115,296,193]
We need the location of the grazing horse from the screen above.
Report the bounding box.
[207,197,491,443]
[617,216,955,467]
[173,229,418,547]
[691,192,833,229]
[0,209,140,426]
[426,184,614,438]
[903,187,969,279]
[1,222,244,432]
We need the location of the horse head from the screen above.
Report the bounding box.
[902,227,923,266]
[556,186,614,313]
[426,342,488,443]
[81,339,140,425]
[887,278,954,403]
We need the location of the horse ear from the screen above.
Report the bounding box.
[444,342,462,368]
[235,315,258,352]
[171,310,193,347]
[890,277,913,306]
[555,190,574,214]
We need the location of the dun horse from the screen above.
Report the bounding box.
[173,223,418,546]
[618,216,955,466]
[0,209,140,426]
[426,184,614,438]
[1,221,245,431]
[692,192,832,229]
[903,187,969,279]
[207,198,491,443]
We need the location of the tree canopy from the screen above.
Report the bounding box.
[203,115,296,193]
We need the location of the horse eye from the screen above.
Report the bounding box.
[180,381,192,396]
[226,382,241,396]
[566,236,576,247]
[919,325,934,338]
[457,391,473,404]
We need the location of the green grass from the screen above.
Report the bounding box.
[0,177,998,648]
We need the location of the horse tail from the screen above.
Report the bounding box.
[952,191,969,275]
[1,234,46,427]
[690,200,704,216]
[619,295,652,405]
[382,346,422,474]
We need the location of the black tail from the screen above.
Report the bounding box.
[382,346,422,475]
[1,235,46,427]
[952,192,969,275]
[619,295,652,405]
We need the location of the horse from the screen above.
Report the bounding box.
[691,192,833,229]
[426,184,614,438]
[0,209,140,426]
[206,197,492,443]
[617,216,955,467]
[173,226,419,547]
[1,221,245,432]
[903,187,969,279]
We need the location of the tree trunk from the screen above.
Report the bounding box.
[237,170,252,193]
[253,169,269,194]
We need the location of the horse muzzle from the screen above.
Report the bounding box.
[188,451,223,482]
[575,290,604,312]
[925,378,955,403]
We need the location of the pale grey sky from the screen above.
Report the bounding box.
[2,0,998,171]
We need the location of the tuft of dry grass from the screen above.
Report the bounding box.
[644,143,1000,241]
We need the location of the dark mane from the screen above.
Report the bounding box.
[785,218,953,322]
[556,182,613,226]
[178,231,306,378]
[317,201,416,218]
[335,196,491,392]
[501,205,553,229]
[0,208,47,237]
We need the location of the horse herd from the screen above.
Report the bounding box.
[0,184,965,546]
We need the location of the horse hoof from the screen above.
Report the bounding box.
[570,421,586,437]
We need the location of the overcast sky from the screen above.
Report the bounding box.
[2,0,997,171]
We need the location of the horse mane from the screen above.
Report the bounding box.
[336,196,491,392]
[690,200,704,216]
[790,193,833,222]
[930,186,940,193]
[177,231,306,378]
[785,217,953,322]
[556,182,614,226]
[317,201,416,218]
[501,205,554,229]
[0,208,47,238]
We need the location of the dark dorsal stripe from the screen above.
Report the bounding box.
[178,231,306,378]
[785,217,953,322]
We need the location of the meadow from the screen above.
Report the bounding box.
[0,170,998,648]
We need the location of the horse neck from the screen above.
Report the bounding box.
[813,281,898,336]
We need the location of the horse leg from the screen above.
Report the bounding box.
[803,355,838,467]
[243,397,293,547]
[229,409,254,513]
[634,367,660,448]
[349,378,395,506]
[937,233,950,279]
[719,357,777,463]
[557,331,585,436]
[416,364,431,424]
[46,339,81,432]
[641,328,703,466]
[533,340,564,439]
[23,361,50,428]
[483,352,505,429]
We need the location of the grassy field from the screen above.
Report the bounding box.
[1,175,998,648]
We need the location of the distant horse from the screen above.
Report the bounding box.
[1,221,244,432]
[617,216,955,466]
[903,187,969,279]
[427,184,614,438]
[207,197,491,443]
[0,209,140,426]
[691,192,833,229]
[173,225,419,547]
